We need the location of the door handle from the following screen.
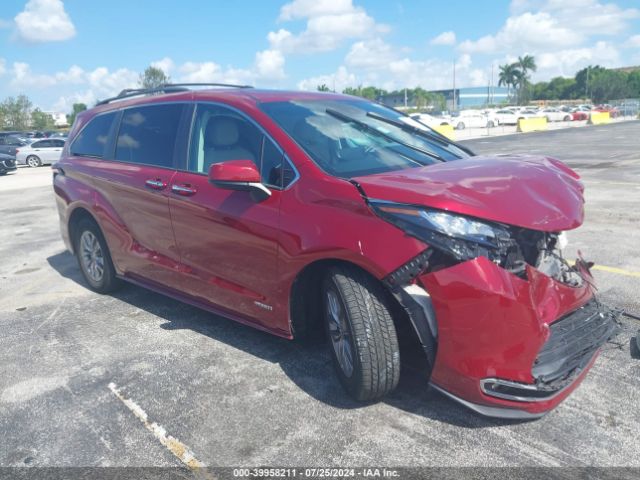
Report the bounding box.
[145,179,167,190]
[171,184,197,196]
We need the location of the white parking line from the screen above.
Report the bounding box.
[108,382,206,471]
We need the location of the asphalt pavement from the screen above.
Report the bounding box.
[0,122,638,473]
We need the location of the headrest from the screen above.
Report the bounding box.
[206,117,240,147]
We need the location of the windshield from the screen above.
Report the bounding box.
[260,99,471,178]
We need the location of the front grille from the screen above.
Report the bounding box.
[533,299,620,390]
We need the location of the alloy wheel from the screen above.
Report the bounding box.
[79,230,104,283]
[326,288,354,378]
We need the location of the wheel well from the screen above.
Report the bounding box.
[67,207,98,253]
[289,259,429,369]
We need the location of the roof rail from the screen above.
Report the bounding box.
[95,82,253,106]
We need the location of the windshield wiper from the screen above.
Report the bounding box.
[365,111,474,157]
[325,108,446,164]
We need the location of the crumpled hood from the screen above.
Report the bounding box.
[353,155,584,232]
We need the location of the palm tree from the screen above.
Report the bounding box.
[498,63,520,103]
[517,55,537,103]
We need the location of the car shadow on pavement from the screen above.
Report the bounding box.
[47,250,527,429]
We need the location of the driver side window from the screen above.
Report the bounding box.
[188,104,292,189]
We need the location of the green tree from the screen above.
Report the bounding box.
[589,69,630,103]
[31,108,55,130]
[139,66,170,89]
[316,84,330,92]
[516,55,537,104]
[1,95,32,130]
[626,70,640,97]
[498,63,521,103]
[574,65,606,100]
[67,103,87,126]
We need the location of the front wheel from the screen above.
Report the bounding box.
[487,120,495,128]
[323,266,400,402]
[456,122,465,130]
[26,155,41,168]
[74,218,121,294]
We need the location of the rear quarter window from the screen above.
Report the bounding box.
[70,112,118,158]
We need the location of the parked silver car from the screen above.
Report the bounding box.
[16,138,65,167]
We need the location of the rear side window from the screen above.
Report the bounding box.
[115,104,183,168]
[70,112,117,158]
[32,140,47,148]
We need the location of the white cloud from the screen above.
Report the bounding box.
[460,0,638,55]
[151,57,175,75]
[345,38,399,69]
[430,31,456,46]
[269,0,387,54]
[624,35,640,49]
[0,58,6,76]
[254,49,286,80]
[297,66,357,92]
[510,0,639,34]
[14,0,76,43]
[534,41,621,79]
[459,12,582,54]
[278,0,355,21]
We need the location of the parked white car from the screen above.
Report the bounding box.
[540,108,572,122]
[493,109,520,125]
[16,138,65,167]
[450,110,495,130]
[409,113,451,128]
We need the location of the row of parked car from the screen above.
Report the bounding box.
[411,104,624,130]
[0,131,68,175]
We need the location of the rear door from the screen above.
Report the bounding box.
[168,103,294,328]
[81,103,190,288]
[49,139,65,162]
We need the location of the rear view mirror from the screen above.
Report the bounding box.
[208,160,271,201]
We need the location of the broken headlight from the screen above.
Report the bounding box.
[369,200,511,262]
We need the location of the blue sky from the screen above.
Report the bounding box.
[0,0,639,112]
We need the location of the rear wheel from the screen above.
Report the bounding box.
[487,120,495,128]
[323,265,400,401]
[563,115,571,121]
[456,122,465,130]
[26,155,41,168]
[74,218,121,294]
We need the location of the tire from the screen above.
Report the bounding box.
[487,121,495,128]
[323,265,400,402]
[456,122,465,130]
[74,218,121,294]
[563,115,571,122]
[546,116,552,123]
[26,155,41,168]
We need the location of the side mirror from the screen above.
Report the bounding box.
[208,160,271,201]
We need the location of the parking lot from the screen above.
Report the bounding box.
[1,122,639,472]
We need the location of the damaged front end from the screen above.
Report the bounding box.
[372,201,621,418]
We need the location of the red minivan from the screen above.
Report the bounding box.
[53,84,619,419]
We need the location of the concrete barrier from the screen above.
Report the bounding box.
[589,111,611,125]
[433,124,455,140]
[517,117,548,133]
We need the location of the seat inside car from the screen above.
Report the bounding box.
[203,116,256,171]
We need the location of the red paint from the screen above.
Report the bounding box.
[209,160,261,183]
[353,155,585,232]
[54,89,604,417]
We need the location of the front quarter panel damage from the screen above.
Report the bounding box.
[421,255,598,413]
